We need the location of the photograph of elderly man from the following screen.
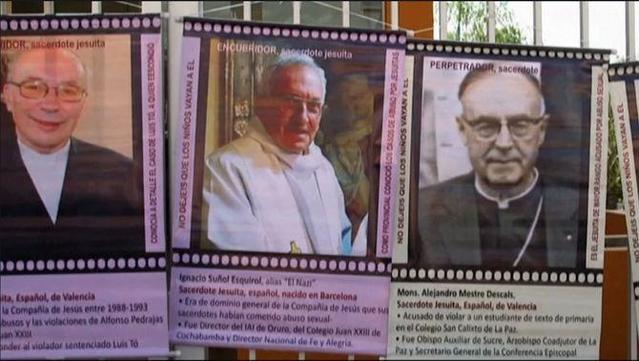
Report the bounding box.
[416,67,579,268]
[204,54,354,256]
[0,47,143,260]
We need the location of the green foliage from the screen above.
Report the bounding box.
[447,1,488,42]
[446,1,525,44]
[494,2,525,44]
[446,1,623,209]
[607,102,623,209]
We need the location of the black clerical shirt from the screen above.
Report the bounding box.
[477,182,547,268]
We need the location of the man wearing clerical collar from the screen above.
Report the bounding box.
[0,47,143,259]
[416,67,579,268]
[204,54,360,256]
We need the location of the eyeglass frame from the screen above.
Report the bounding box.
[6,79,87,103]
[270,94,327,116]
[459,114,548,142]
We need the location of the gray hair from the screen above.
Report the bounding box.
[259,53,327,102]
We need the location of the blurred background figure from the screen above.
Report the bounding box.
[321,74,376,238]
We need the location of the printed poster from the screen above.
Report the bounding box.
[0,15,168,359]
[609,62,639,345]
[387,42,610,359]
[170,18,405,354]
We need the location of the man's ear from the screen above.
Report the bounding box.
[456,116,468,146]
[1,83,13,113]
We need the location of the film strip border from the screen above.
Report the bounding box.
[172,251,391,276]
[406,40,611,62]
[182,17,406,47]
[0,255,167,275]
[634,282,639,301]
[608,61,639,79]
[0,14,162,35]
[391,266,603,287]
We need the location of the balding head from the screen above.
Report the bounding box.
[2,47,88,154]
[260,53,327,103]
[8,48,87,88]
[255,54,327,154]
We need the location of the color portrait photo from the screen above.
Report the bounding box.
[0,34,144,260]
[193,36,388,257]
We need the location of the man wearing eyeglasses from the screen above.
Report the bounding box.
[0,47,143,259]
[415,67,578,268]
[203,53,356,256]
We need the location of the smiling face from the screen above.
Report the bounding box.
[2,48,87,154]
[256,64,324,154]
[457,72,548,195]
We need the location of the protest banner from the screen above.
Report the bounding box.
[170,18,405,355]
[388,41,610,359]
[0,15,168,359]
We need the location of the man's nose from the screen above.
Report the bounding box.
[494,120,514,149]
[292,101,311,121]
[40,88,60,111]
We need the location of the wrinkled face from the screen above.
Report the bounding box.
[256,65,324,154]
[2,48,87,154]
[457,73,548,190]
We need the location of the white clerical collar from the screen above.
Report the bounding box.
[248,119,323,174]
[475,168,540,210]
[247,119,332,253]
[18,138,71,160]
[17,138,70,223]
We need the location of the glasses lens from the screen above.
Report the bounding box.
[282,96,299,108]
[306,101,322,115]
[57,84,84,102]
[509,120,532,137]
[469,117,541,140]
[473,122,500,139]
[276,96,323,115]
[20,81,47,99]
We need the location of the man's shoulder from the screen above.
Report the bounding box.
[417,173,476,221]
[71,138,134,169]
[421,172,475,199]
[205,136,263,169]
[540,175,580,214]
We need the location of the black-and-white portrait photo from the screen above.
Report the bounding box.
[413,57,591,270]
